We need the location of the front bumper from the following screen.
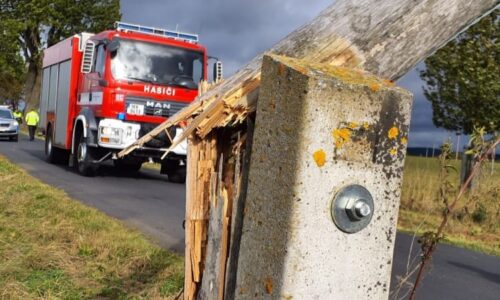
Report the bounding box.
[97,118,187,156]
[0,127,18,137]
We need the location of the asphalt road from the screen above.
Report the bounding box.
[1,134,499,299]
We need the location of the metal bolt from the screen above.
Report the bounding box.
[354,200,371,218]
[331,185,375,233]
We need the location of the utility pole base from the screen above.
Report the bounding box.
[234,54,413,299]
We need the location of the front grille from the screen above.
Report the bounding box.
[126,96,189,118]
[0,123,9,128]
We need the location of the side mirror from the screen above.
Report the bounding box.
[106,40,120,53]
[98,79,108,87]
[212,61,223,83]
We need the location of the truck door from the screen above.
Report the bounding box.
[78,43,105,109]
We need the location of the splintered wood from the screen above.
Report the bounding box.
[185,130,246,300]
[185,134,217,299]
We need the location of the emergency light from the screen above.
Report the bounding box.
[115,22,199,44]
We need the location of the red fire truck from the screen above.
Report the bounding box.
[39,22,221,182]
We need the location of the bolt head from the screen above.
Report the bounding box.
[354,200,371,218]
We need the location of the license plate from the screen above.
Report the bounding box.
[127,103,144,115]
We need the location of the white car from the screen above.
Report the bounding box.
[0,108,19,142]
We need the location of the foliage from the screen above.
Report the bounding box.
[0,0,121,108]
[0,18,25,104]
[420,9,499,135]
[408,129,499,299]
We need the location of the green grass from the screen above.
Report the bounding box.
[0,155,184,299]
[399,156,500,256]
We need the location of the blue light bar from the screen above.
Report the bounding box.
[115,21,199,43]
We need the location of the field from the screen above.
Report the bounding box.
[0,155,184,299]
[398,155,500,256]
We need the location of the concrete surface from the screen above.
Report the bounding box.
[234,55,412,299]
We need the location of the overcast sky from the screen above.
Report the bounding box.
[121,0,463,148]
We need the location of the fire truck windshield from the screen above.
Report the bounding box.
[110,39,204,90]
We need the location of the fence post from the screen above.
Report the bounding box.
[233,54,413,299]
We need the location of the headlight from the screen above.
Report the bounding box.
[100,127,121,137]
[97,119,140,147]
[99,126,122,144]
[11,120,19,127]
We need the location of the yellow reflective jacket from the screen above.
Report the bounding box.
[13,111,22,119]
[25,110,39,126]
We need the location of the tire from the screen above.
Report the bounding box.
[168,166,186,184]
[162,159,186,183]
[113,159,142,173]
[75,134,97,176]
[45,129,68,164]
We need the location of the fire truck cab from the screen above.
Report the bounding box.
[39,22,220,182]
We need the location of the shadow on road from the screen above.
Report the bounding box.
[20,144,171,183]
[447,261,500,285]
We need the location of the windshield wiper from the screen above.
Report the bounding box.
[126,76,157,84]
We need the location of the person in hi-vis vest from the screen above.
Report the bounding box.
[12,109,23,125]
[25,109,39,141]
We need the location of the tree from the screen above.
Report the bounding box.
[0,0,121,110]
[420,9,499,135]
[0,18,25,106]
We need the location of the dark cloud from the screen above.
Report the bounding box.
[122,0,331,74]
[121,0,464,148]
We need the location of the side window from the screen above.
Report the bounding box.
[94,44,106,76]
[192,58,203,83]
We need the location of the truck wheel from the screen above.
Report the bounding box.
[76,135,97,176]
[113,159,142,173]
[168,166,186,184]
[45,129,68,164]
[162,159,186,183]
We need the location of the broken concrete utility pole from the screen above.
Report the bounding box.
[234,53,413,299]
[116,0,499,299]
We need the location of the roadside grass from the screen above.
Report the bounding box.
[399,156,500,256]
[143,162,161,172]
[0,155,184,299]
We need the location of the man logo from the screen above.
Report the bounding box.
[146,101,171,110]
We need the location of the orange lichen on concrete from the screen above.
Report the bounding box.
[362,122,370,130]
[265,277,273,294]
[313,149,327,167]
[389,147,398,156]
[333,128,352,148]
[348,122,359,129]
[269,54,395,91]
[383,79,396,87]
[369,83,381,92]
[401,137,408,145]
[388,126,399,139]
